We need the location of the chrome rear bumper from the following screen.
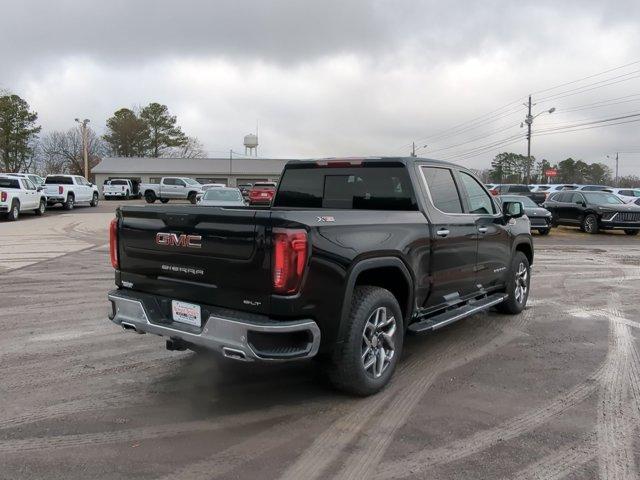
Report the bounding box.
[108,290,320,361]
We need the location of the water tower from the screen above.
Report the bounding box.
[244,133,258,156]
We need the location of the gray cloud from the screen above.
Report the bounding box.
[1,0,640,174]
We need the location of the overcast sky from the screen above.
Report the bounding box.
[1,0,640,175]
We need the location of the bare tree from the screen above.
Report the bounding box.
[38,126,106,178]
[165,136,206,158]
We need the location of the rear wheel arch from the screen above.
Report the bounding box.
[339,257,414,342]
[514,239,533,266]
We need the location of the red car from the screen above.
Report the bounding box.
[248,182,277,205]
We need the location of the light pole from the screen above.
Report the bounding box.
[75,118,90,179]
[411,143,428,157]
[522,95,555,183]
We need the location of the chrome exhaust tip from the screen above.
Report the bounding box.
[222,347,249,361]
[121,322,144,334]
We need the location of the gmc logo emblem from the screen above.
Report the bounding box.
[155,232,202,249]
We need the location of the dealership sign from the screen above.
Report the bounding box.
[545,169,558,177]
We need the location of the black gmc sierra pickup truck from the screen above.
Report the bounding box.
[108,157,533,395]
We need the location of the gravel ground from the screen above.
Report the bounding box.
[1,203,640,479]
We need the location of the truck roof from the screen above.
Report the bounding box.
[284,156,461,169]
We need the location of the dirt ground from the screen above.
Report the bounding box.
[1,200,639,479]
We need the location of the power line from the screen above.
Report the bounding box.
[535,111,640,134]
[531,59,640,95]
[438,133,526,160]
[537,72,640,103]
[533,117,640,137]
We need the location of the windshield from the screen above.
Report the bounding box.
[109,180,128,185]
[203,189,243,202]
[502,195,537,207]
[183,178,201,186]
[584,192,624,205]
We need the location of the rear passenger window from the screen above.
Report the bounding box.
[421,167,463,214]
[458,172,495,214]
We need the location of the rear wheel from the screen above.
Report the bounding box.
[63,194,74,210]
[34,199,46,216]
[90,192,99,207]
[624,229,639,236]
[326,286,403,396]
[497,251,530,314]
[160,198,170,204]
[188,192,197,204]
[7,200,19,221]
[125,190,130,200]
[537,228,550,235]
[582,214,599,234]
[145,191,156,203]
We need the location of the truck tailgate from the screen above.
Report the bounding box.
[117,205,272,314]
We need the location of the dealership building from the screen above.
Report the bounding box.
[92,156,293,196]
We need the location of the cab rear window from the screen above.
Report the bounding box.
[0,178,20,189]
[45,176,74,185]
[274,163,417,210]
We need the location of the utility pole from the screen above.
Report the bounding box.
[525,95,533,184]
[522,96,555,184]
[411,142,416,157]
[615,152,619,185]
[75,118,90,179]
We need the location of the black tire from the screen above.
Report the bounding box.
[551,214,559,228]
[326,286,404,396]
[537,228,550,236]
[145,191,156,203]
[160,198,170,204]
[34,199,46,216]
[497,251,530,314]
[90,192,99,207]
[582,214,599,234]
[624,229,639,236]
[7,200,19,221]
[188,192,197,204]
[63,194,74,210]
[125,190,130,200]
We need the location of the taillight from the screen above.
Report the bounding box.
[0,191,6,202]
[272,229,308,294]
[490,189,498,196]
[58,186,64,194]
[109,218,119,269]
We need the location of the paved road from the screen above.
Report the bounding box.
[1,205,640,479]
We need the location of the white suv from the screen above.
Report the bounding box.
[0,175,47,221]
[44,175,100,210]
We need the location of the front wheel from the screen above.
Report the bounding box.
[145,191,156,203]
[160,198,170,204]
[582,214,599,234]
[537,228,550,236]
[188,192,197,205]
[34,199,46,216]
[90,193,99,207]
[624,229,639,236]
[497,251,530,314]
[326,286,404,396]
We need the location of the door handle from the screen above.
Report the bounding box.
[478,226,488,234]
[436,229,450,237]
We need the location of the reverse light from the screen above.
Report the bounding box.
[315,159,363,167]
[272,228,308,295]
[109,218,119,269]
[0,191,6,202]
[58,185,64,195]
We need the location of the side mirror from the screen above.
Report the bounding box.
[503,201,524,219]
[37,186,44,192]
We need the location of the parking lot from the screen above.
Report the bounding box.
[1,202,640,479]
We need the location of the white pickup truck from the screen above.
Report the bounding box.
[44,174,100,210]
[140,177,203,204]
[0,175,47,220]
[103,179,134,199]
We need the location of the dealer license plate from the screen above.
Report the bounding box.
[171,300,201,327]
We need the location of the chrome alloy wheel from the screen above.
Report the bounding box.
[361,306,396,378]
[584,215,597,233]
[514,261,529,304]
